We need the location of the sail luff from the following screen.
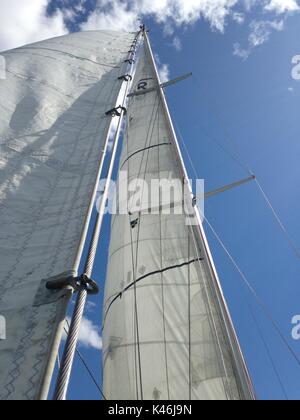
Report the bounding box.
[143,32,255,400]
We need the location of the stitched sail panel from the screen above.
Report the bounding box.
[0,30,135,400]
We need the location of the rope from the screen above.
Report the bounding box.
[189,76,300,261]
[172,112,300,396]
[255,178,300,260]
[53,288,87,400]
[159,97,234,398]
[53,31,143,401]
[202,214,300,370]
[187,220,233,400]
[245,305,289,400]
[64,320,107,400]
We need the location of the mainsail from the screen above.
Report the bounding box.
[0,30,135,400]
[103,33,255,400]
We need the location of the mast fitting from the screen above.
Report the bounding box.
[105,106,127,117]
[118,74,133,82]
[130,218,139,229]
[124,59,135,65]
[46,274,99,295]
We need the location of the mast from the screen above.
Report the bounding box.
[52,29,144,401]
[143,31,255,400]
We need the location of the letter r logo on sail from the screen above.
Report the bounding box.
[0,315,6,340]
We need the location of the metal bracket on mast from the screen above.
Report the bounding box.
[46,274,99,295]
[118,74,133,82]
[105,106,127,117]
[128,73,193,98]
[124,59,135,65]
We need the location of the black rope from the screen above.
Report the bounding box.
[120,142,171,169]
[103,258,202,326]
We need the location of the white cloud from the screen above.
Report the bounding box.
[158,64,170,83]
[233,42,251,59]
[234,18,285,58]
[154,53,170,82]
[232,0,300,59]
[265,0,299,14]
[82,0,240,33]
[0,0,67,51]
[0,0,299,58]
[232,11,246,24]
[249,19,284,47]
[82,0,300,60]
[82,0,138,32]
[172,36,182,51]
[64,317,102,351]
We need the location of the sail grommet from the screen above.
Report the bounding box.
[105,106,127,117]
[118,74,133,82]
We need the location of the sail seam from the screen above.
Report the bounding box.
[120,142,171,169]
[103,258,203,327]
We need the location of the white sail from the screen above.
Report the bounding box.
[103,36,254,400]
[0,30,135,400]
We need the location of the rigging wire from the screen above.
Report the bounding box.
[203,214,300,370]
[246,304,289,400]
[190,75,300,261]
[165,105,235,397]
[64,320,107,400]
[187,214,234,400]
[172,115,300,391]
[254,178,300,260]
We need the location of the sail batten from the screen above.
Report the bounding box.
[0,30,136,400]
[103,33,254,400]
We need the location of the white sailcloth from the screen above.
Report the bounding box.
[103,39,253,400]
[0,30,135,400]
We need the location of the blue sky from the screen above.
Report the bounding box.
[4,0,299,400]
